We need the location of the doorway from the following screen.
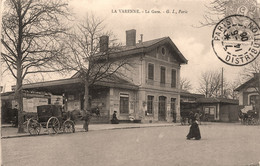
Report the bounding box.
[158,96,166,121]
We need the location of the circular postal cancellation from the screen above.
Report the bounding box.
[212,15,260,66]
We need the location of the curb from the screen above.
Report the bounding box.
[1,124,176,139]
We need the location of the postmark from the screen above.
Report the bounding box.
[212,15,260,66]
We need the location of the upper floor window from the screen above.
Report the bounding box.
[161,47,166,55]
[148,63,154,80]
[160,66,166,84]
[171,69,176,88]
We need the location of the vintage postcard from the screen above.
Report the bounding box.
[1,0,260,166]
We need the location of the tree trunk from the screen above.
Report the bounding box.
[83,80,90,114]
[16,2,25,133]
[83,80,91,131]
[15,66,25,133]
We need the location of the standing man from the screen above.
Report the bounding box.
[83,111,92,132]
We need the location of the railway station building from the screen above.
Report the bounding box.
[2,29,188,124]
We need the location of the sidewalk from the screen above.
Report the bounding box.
[1,122,176,139]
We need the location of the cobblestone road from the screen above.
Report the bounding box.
[2,123,260,166]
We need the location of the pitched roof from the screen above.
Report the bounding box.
[180,90,205,98]
[19,76,138,95]
[97,37,188,64]
[235,77,256,91]
[197,97,239,104]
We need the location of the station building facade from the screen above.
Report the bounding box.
[7,29,188,123]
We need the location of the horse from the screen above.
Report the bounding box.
[63,109,83,124]
[90,107,101,117]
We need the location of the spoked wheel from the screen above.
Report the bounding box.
[63,120,75,133]
[27,118,41,135]
[47,117,60,135]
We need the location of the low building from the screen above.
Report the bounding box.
[196,98,239,122]
[235,73,260,112]
[179,91,239,122]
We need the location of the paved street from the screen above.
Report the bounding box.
[2,123,260,166]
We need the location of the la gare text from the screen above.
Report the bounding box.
[111,9,188,14]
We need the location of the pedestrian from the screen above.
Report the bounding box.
[83,111,92,132]
[188,111,194,125]
[111,111,119,124]
[186,115,201,140]
[194,110,200,124]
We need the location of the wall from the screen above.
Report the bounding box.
[109,87,137,120]
[144,46,180,91]
[200,103,219,121]
[219,104,239,122]
[66,92,81,112]
[138,89,180,123]
[89,88,110,123]
[137,45,181,123]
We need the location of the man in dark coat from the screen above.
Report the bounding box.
[186,116,201,140]
[83,111,92,132]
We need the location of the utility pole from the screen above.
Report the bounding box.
[221,67,224,98]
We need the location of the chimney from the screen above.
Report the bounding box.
[99,35,109,52]
[139,34,143,43]
[126,29,136,46]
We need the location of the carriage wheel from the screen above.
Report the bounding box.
[27,118,41,135]
[63,120,75,133]
[252,118,258,125]
[47,117,60,135]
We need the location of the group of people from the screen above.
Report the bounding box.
[83,109,201,141]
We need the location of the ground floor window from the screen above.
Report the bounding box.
[120,93,129,114]
[204,106,217,119]
[170,98,176,113]
[249,94,259,110]
[147,96,154,115]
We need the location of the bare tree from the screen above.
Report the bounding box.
[225,80,240,99]
[1,0,69,132]
[59,14,131,130]
[240,59,260,81]
[198,70,224,98]
[198,0,259,27]
[180,77,192,92]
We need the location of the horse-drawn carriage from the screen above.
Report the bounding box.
[26,105,75,135]
[239,105,259,125]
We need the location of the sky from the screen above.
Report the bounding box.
[1,0,252,92]
[68,0,244,92]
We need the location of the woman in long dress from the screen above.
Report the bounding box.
[186,116,201,140]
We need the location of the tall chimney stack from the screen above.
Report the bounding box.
[99,35,109,52]
[126,29,136,46]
